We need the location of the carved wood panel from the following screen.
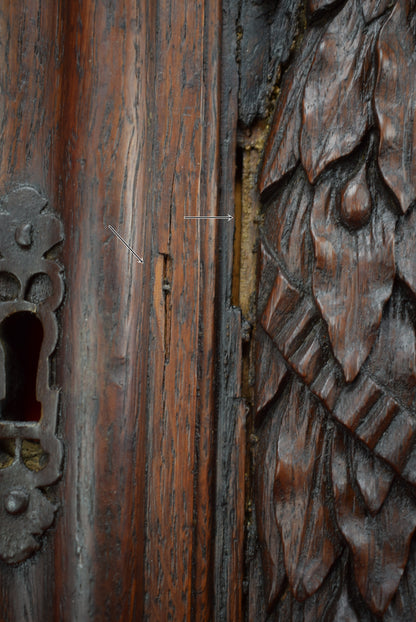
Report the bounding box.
[251,0,416,619]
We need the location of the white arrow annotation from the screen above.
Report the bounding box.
[184,214,233,222]
[106,224,144,264]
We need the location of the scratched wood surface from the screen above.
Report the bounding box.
[0,1,220,620]
[251,0,416,619]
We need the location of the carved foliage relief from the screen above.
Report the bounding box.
[254,0,416,618]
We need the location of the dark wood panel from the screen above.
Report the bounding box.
[54,2,149,620]
[251,0,416,619]
[0,3,64,620]
[214,0,246,620]
[0,0,222,620]
[142,1,219,619]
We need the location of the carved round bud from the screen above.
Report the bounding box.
[340,166,372,228]
[4,489,29,515]
[15,222,33,248]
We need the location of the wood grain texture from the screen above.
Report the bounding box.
[255,397,286,611]
[350,441,394,515]
[259,27,323,194]
[252,0,416,618]
[332,429,416,614]
[308,0,342,12]
[396,207,416,296]
[214,0,247,620]
[54,3,149,619]
[362,0,394,21]
[0,2,64,620]
[262,168,313,285]
[368,288,416,411]
[0,0,221,619]
[375,0,416,213]
[301,0,378,183]
[142,2,220,619]
[239,0,301,127]
[311,174,395,382]
[255,326,288,420]
[273,377,343,600]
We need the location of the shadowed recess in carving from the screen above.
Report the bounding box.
[0,312,43,422]
[25,273,53,304]
[21,439,49,471]
[0,438,15,468]
[0,272,20,301]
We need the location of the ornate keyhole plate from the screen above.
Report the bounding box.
[0,186,64,563]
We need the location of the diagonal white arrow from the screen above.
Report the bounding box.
[106,224,144,263]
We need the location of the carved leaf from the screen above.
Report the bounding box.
[362,0,394,22]
[259,28,323,194]
[368,288,416,411]
[311,174,396,382]
[308,0,342,13]
[257,240,279,316]
[384,540,416,621]
[256,399,287,611]
[301,0,378,182]
[255,326,288,419]
[396,206,416,296]
[302,560,343,622]
[332,584,359,622]
[332,428,416,614]
[351,440,394,515]
[269,567,344,622]
[262,168,313,285]
[374,0,416,213]
[274,377,343,601]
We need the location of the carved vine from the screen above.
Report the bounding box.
[254,0,416,618]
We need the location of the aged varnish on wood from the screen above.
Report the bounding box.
[248,0,416,620]
[1,0,416,621]
[0,1,220,620]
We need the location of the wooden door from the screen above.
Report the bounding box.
[0,1,415,621]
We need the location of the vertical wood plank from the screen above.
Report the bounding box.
[0,0,222,619]
[143,1,220,619]
[0,2,64,620]
[215,0,246,619]
[53,2,150,619]
[192,1,221,619]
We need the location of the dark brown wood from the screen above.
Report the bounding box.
[0,1,220,620]
[251,0,416,619]
[375,0,416,213]
[300,0,378,183]
[238,0,301,128]
[2,0,415,619]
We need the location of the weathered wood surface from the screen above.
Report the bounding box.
[214,1,246,620]
[4,0,412,619]
[252,0,416,619]
[238,0,302,128]
[0,1,220,620]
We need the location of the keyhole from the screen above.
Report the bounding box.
[0,312,43,422]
